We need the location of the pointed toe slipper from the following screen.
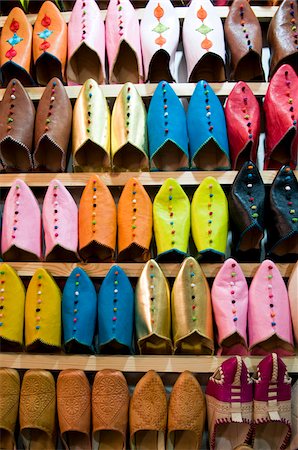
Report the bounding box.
[111,82,149,171]
[153,178,190,262]
[117,178,152,262]
[224,0,264,81]
[253,353,292,450]
[148,81,189,171]
[130,371,167,450]
[106,0,143,84]
[140,0,179,83]
[25,268,61,352]
[263,64,298,170]
[33,1,67,85]
[167,371,206,450]
[206,357,254,450]
[183,0,226,82]
[92,369,129,450]
[57,370,91,450]
[1,179,42,261]
[34,78,72,172]
[0,7,35,86]
[0,79,35,172]
[62,268,97,354]
[191,177,228,261]
[288,260,298,346]
[267,0,298,79]
[43,179,78,262]
[0,368,20,450]
[79,175,116,262]
[20,370,56,450]
[225,82,261,169]
[187,81,230,170]
[98,265,134,354]
[248,260,295,356]
[266,165,298,260]
[211,258,249,356]
[72,79,110,172]
[135,259,172,355]
[228,161,265,261]
[0,263,25,352]
[172,257,214,355]
[67,0,105,85]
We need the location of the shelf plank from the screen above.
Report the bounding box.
[0,353,297,373]
[0,6,277,28]
[6,262,294,278]
[0,82,269,101]
[0,170,297,187]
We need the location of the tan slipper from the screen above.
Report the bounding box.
[167,371,206,450]
[57,370,91,450]
[20,370,56,450]
[92,369,129,450]
[130,370,167,450]
[0,369,20,450]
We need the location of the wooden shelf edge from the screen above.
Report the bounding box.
[0,6,278,28]
[5,262,295,278]
[1,170,297,187]
[0,354,297,373]
[0,82,269,101]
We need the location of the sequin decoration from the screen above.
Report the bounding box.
[239,4,253,50]
[153,3,169,47]
[7,81,16,132]
[117,0,124,37]
[241,85,253,141]
[44,81,56,132]
[168,185,175,246]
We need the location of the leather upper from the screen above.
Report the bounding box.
[0,79,35,171]
[224,0,264,81]
[117,177,152,262]
[97,265,134,353]
[267,0,298,79]
[34,77,72,172]
[183,0,226,82]
[153,178,190,262]
[42,179,78,261]
[72,79,111,172]
[67,0,106,85]
[225,82,260,169]
[187,81,230,170]
[62,267,97,353]
[147,81,189,171]
[1,179,42,261]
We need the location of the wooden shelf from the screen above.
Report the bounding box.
[1,170,297,187]
[0,82,269,102]
[1,353,297,373]
[6,262,294,278]
[0,6,278,28]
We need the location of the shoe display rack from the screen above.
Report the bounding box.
[0,4,297,380]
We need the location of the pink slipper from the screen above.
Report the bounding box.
[67,0,106,85]
[211,258,249,356]
[140,0,179,82]
[106,0,143,84]
[206,356,253,450]
[248,260,294,356]
[253,353,292,450]
[42,179,78,261]
[1,179,41,261]
[183,0,226,82]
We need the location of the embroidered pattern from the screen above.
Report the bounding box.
[5,19,23,60]
[153,3,169,47]
[196,6,213,51]
[38,14,53,51]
